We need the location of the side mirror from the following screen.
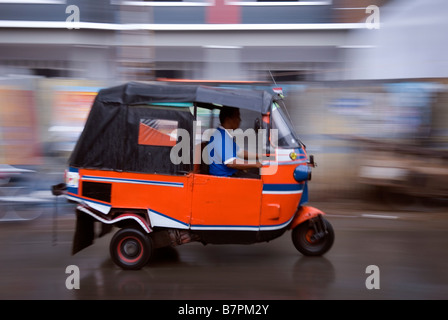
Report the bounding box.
[308,155,317,168]
[254,118,261,133]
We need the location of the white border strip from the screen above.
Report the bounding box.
[0,20,366,31]
[117,0,331,6]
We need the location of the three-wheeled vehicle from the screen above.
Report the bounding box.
[53,82,334,270]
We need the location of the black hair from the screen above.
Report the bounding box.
[219,106,239,124]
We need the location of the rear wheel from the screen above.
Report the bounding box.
[110,228,152,270]
[292,216,334,256]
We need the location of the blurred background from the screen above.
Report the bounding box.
[1,0,448,218]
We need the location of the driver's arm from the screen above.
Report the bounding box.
[226,157,262,170]
[237,149,258,161]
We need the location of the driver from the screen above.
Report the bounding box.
[207,106,262,177]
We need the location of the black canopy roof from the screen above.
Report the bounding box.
[69,82,275,174]
[97,81,274,113]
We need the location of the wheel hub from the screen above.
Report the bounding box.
[122,239,139,257]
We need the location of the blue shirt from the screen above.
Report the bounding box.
[207,126,240,177]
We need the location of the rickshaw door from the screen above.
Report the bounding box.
[190,174,263,231]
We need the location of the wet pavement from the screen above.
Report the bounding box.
[1,201,448,300]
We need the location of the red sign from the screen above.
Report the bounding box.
[206,0,240,24]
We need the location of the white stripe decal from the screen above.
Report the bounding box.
[85,200,111,214]
[147,209,189,230]
[259,215,295,231]
[190,225,259,231]
[67,194,112,214]
[191,215,294,232]
[82,176,184,188]
[262,190,303,195]
[77,206,151,233]
[262,183,304,195]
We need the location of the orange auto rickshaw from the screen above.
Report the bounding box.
[52,82,334,270]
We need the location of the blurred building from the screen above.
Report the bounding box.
[343,0,448,80]
[8,0,448,203]
[0,0,389,83]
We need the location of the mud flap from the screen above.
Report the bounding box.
[72,209,95,255]
[289,205,326,231]
[99,223,113,238]
[72,209,114,255]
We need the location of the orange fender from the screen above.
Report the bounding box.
[289,205,326,230]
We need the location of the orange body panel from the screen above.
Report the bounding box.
[260,163,305,229]
[260,193,300,227]
[69,153,310,231]
[76,169,192,225]
[190,174,262,229]
[263,162,299,185]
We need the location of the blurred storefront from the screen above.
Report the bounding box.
[0,0,388,82]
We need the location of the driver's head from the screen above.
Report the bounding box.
[219,107,241,130]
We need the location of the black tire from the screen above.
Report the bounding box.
[110,228,152,270]
[292,218,334,256]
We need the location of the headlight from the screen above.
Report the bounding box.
[293,165,311,182]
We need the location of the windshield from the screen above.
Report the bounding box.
[271,102,302,149]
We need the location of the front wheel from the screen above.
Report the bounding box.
[110,228,152,270]
[292,216,334,256]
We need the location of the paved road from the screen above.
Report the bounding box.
[1,202,448,300]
